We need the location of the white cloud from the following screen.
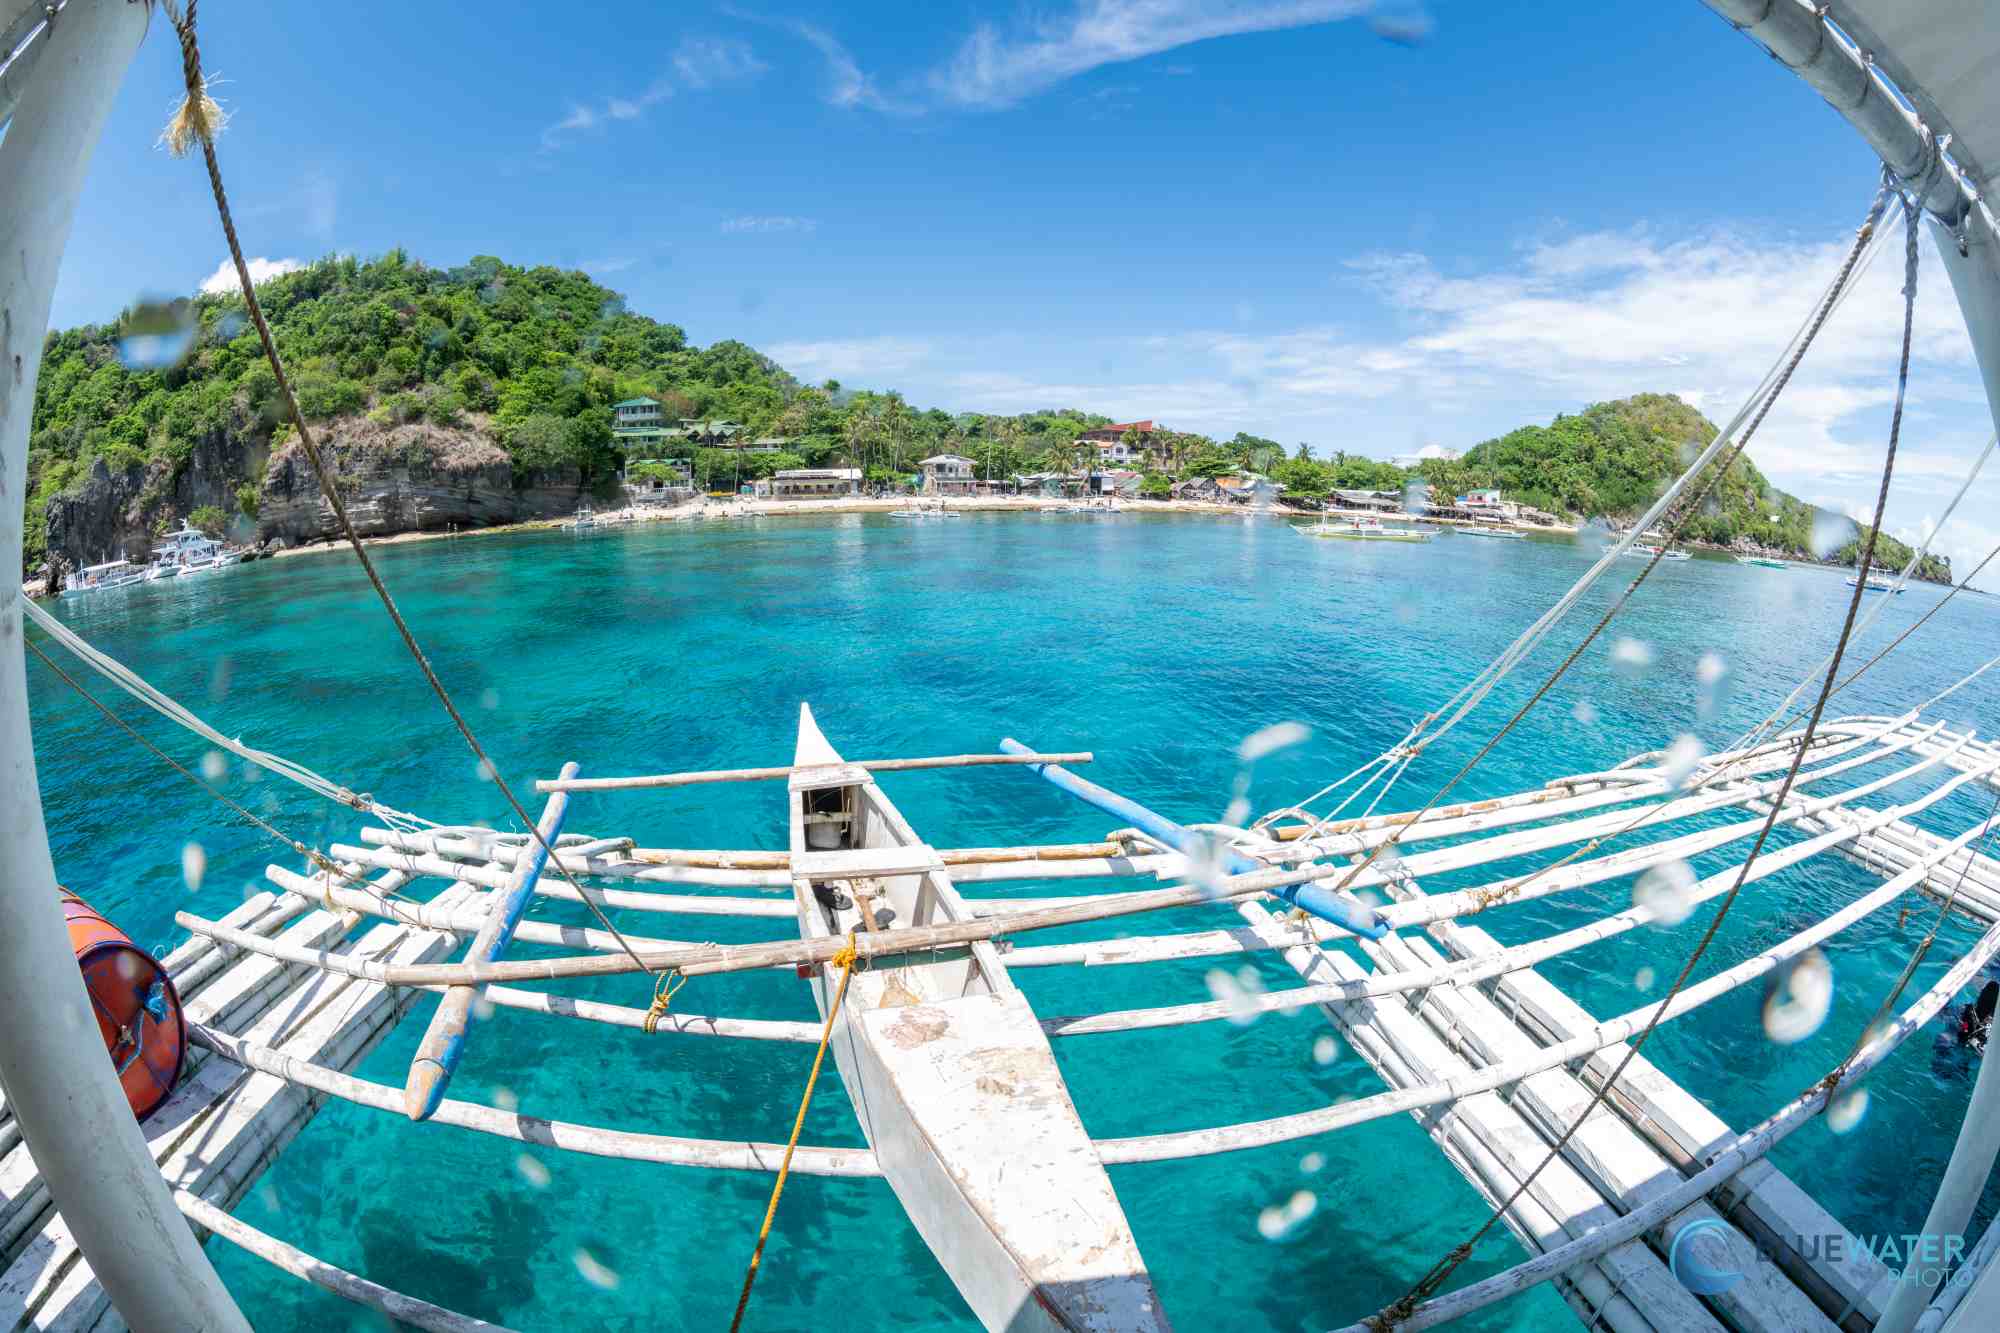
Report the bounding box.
[931,1,1369,108]
[673,36,767,89]
[765,336,933,381]
[720,215,818,235]
[540,39,762,148]
[199,256,302,295]
[578,256,637,275]
[790,19,909,112]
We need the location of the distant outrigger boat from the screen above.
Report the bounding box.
[787,705,1168,1332]
[1606,541,1691,562]
[1848,573,1904,593]
[152,521,239,574]
[1301,515,1432,542]
[59,558,144,596]
[1456,524,1524,540]
[563,505,596,531]
[1737,555,1790,570]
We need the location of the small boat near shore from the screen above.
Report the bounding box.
[1456,524,1524,540]
[1737,555,1790,569]
[152,521,241,575]
[1848,573,1904,593]
[1300,515,1432,542]
[1606,541,1691,561]
[788,704,1167,1331]
[60,559,144,596]
[563,505,596,531]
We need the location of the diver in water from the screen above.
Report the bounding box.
[1955,980,1999,1052]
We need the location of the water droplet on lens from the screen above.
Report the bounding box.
[1633,860,1698,927]
[515,1154,551,1189]
[1312,1034,1341,1065]
[1661,734,1707,790]
[573,1246,620,1289]
[1256,1189,1318,1241]
[1762,950,1833,1044]
[480,688,500,710]
[1611,637,1656,675]
[201,749,228,782]
[1238,722,1311,764]
[1205,967,1266,1025]
[1696,652,1727,688]
[493,1086,519,1113]
[1299,1151,1325,1175]
[1572,700,1599,726]
[182,841,207,892]
[1826,1087,1869,1134]
[1634,966,1656,991]
[473,995,496,1021]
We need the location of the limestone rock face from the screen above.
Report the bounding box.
[256,419,590,546]
[45,427,264,569]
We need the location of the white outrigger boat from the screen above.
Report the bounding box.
[151,520,240,574]
[1300,514,1432,541]
[1455,523,1523,540]
[787,705,1167,1332]
[58,558,144,596]
[1848,572,1904,593]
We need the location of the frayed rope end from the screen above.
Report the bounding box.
[159,74,226,158]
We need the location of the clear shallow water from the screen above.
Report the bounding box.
[27,513,2000,1331]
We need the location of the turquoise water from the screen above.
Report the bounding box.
[27,513,2000,1331]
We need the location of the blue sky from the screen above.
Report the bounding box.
[46,1,2000,583]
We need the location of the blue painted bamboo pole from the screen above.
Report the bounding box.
[998,739,1385,938]
[403,762,578,1120]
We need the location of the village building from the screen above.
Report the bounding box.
[1077,420,1171,469]
[918,454,978,495]
[1331,488,1406,513]
[770,468,862,499]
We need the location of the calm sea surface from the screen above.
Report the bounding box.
[27,513,2000,1330]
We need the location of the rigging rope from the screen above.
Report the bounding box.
[22,634,409,906]
[158,0,656,981]
[1368,184,1924,1330]
[21,596,433,832]
[1318,179,1898,908]
[728,936,859,1333]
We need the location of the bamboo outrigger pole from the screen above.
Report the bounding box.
[0,4,249,1329]
[403,763,578,1119]
[534,749,1093,792]
[997,737,1387,937]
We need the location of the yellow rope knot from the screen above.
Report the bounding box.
[830,934,860,972]
[641,969,688,1035]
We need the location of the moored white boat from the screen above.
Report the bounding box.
[60,558,144,596]
[1848,573,1904,593]
[787,704,1169,1332]
[1455,523,1523,539]
[1301,515,1431,542]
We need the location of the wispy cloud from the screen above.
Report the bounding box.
[538,37,763,149]
[722,8,915,114]
[199,256,303,295]
[931,1,1369,109]
[765,336,932,380]
[578,256,638,275]
[720,215,818,235]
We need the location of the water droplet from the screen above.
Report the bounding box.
[1256,1189,1318,1241]
[182,841,207,892]
[1572,700,1600,726]
[1238,722,1311,764]
[515,1154,551,1189]
[1205,967,1267,1025]
[1633,860,1698,927]
[573,1247,620,1290]
[1634,966,1657,992]
[1299,1151,1326,1175]
[1661,734,1707,790]
[116,298,197,369]
[1826,1087,1869,1134]
[1312,1034,1341,1065]
[480,688,501,711]
[1611,637,1656,675]
[200,750,228,782]
[1222,796,1251,828]
[1762,950,1833,1045]
[476,758,498,783]
[473,995,497,1021]
[493,1086,519,1113]
[241,759,262,784]
[1810,509,1853,558]
[1696,653,1727,688]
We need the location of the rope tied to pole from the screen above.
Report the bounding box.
[639,969,688,1035]
[728,935,860,1333]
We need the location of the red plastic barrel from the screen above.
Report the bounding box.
[60,892,185,1121]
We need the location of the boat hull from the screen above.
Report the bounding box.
[789,704,1168,1332]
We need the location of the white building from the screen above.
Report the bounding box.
[918,454,978,495]
[771,468,862,499]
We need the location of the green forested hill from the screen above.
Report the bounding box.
[1413,393,1951,582]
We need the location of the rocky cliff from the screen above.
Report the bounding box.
[256,419,586,546]
[45,428,266,569]
[44,416,608,569]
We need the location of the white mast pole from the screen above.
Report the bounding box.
[0,1,250,1327]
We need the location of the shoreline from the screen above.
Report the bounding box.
[258,496,1583,565]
